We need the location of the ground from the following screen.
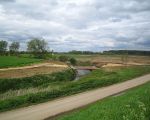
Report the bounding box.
[0,62,68,79]
[57,81,150,120]
[0,65,150,112]
[0,56,68,79]
[63,54,150,66]
[0,54,149,120]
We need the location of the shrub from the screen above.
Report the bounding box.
[0,69,76,93]
[69,58,77,65]
[58,55,69,62]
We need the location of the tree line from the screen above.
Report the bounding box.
[0,38,77,65]
[103,50,150,56]
[68,50,97,54]
[0,41,19,56]
[0,38,49,58]
[68,50,150,56]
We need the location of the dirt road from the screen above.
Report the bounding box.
[0,74,150,120]
[0,63,68,71]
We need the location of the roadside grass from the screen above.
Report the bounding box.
[0,56,42,68]
[0,66,150,112]
[58,81,150,120]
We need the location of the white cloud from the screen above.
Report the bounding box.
[0,0,150,51]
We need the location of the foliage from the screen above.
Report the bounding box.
[69,50,96,54]
[58,55,69,62]
[69,58,77,65]
[0,66,150,112]
[0,40,8,55]
[0,69,76,93]
[9,42,20,55]
[103,50,150,56]
[27,38,48,58]
[58,82,150,120]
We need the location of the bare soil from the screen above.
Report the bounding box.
[77,55,150,67]
[0,62,68,79]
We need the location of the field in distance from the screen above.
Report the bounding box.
[0,56,42,68]
[0,56,68,78]
[58,54,150,66]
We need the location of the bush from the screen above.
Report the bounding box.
[69,58,77,65]
[0,69,76,93]
[58,55,69,62]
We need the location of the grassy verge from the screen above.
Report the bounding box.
[58,81,150,120]
[0,56,42,68]
[0,66,150,112]
[0,69,76,93]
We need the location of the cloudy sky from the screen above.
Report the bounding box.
[0,0,150,51]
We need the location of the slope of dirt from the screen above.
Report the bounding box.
[0,62,68,79]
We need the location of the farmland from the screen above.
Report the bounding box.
[0,63,68,79]
[0,65,150,112]
[58,81,150,120]
[57,54,150,63]
[0,56,42,68]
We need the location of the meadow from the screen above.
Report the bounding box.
[57,53,150,65]
[58,81,150,120]
[0,66,150,112]
[0,56,42,68]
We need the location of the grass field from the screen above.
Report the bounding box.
[58,81,150,120]
[57,54,150,65]
[0,66,150,112]
[0,56,42,68]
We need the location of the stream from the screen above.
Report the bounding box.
[75,69,91,81]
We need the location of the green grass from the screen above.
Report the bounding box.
[0,56,42,68]
[0,66,150,112]
[58,82,150,120]
[0,69,76,93]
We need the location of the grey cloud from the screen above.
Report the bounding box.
[0,0,150,51]
[0,0,15,3]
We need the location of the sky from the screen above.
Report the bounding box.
[0,0,150,52]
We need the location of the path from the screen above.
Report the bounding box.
[0,63,68,71]
[0,74,150,120]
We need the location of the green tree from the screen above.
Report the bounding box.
[0,40,8,55]
[9,42,20,55]
[69,58,77,65]
[27,38,48,58]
